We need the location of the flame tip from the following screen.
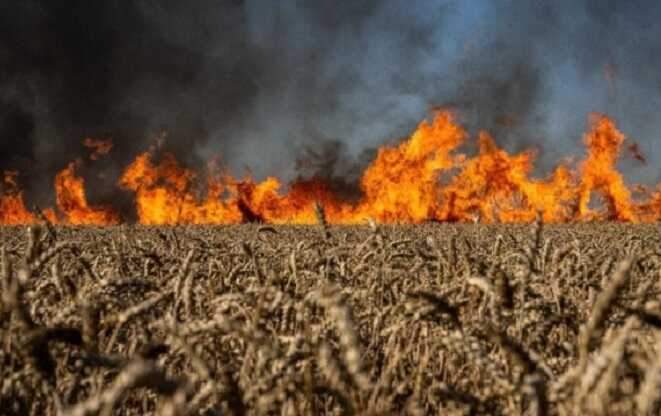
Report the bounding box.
[2,112,659,225]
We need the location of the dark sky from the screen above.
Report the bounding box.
[0,0,659,207]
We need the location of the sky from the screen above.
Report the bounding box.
[0,0,659,207]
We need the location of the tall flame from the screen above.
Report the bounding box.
[1,111,659,225]
[576,115,636,221]
[0,171,35,225]
[54,161,119,225]
[353,111,466,222]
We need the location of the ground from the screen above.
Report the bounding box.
[0,223,660,415]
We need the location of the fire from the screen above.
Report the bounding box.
[0,163,119,226]
[1,111,659,225]
[83,138,114,160]
[438,132,575,223]
[54,161,119,225]
[118,152,242,225]
[576,115,636,222]
[352,112,466,223]
[651,186,661,217]
[0,171,35,225]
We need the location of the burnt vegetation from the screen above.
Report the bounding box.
[0,220,660,415]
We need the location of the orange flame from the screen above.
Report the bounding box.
[438,132,575,223]
[0,171,35,225]
[576,115,636,222]
[1,111,659,225]
[83,138,114,160]
[54,161,119,225]
[651,186,661,218]
[352,112,466,222]
[0,163,119,226]
[118,152,242,225]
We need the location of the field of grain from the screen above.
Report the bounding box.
[0,221,660,415]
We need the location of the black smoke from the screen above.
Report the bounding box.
[0,0,256,208]
[0,0,659,213]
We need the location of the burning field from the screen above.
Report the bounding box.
[1,84,659,416]
[0,221,660,415]
[2,3,661,415]
[1,112,660,226]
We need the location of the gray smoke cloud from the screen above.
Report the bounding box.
[0,0,659,215]
[220,0,660,183]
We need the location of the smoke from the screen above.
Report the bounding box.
[0,0,256,207]
[1,0,659,211]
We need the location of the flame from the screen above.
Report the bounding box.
[118,152,242,225]
[0,171,35,225]
[351,112,466,222]
[83,138,114,160]
[438,132,575,223]
[650,186,661,218]
[576,115,636,222]
[0,163,119,226]
[1,111,659,225]
[54,161,120,225]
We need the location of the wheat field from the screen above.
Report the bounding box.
[1,221,660,415]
